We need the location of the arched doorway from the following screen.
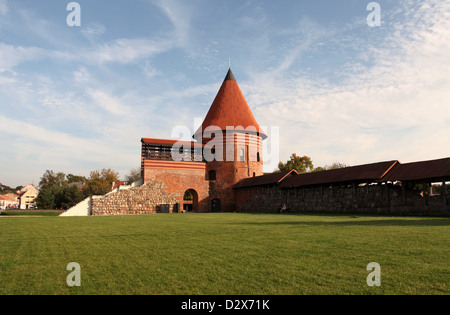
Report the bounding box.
[183,189,198,212]
[211,198,221,212]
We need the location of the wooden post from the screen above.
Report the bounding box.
[385,184,390,206]
[423,181,427,207]
[401,184,406,206]
[443,181,447,207]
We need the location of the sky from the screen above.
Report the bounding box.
[0,0,449,187]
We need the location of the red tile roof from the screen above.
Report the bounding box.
[194,69,267,140]
[381,157,450,182]
[234,170,298,189]
[279,160,399,188]
[0,195,15,201]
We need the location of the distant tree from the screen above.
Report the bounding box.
[84,168,119,196]
[325,162,349,170]
[66,174,86,184]
[125,168,141,184]
[60,185,87,209]
[276,154,314,174]
[39,170,66,188]
[0,183,15,194]
[312,166,326,173]
[312,162,349,172]
[35,186,56,210]
[55,172,66,187]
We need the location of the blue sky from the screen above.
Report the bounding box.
[0,0,449,187]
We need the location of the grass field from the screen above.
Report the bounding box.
[0,213,448,295]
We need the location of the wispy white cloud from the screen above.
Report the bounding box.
[81,23,106,45]
[0,43,45,70]
[152,0,193,47]
[0,0,449,186]
[247,0,450,170]
[88,88,128,116]
[0,114,139,184]
[0,115,135,163]
[81,37,174,65]
[0,37,174,71]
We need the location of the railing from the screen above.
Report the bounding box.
[144,150,205,162]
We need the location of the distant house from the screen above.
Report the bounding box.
[18,184,39,209]
[0,195,18,209]
[112,180,129,190]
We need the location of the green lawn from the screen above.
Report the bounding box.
[0,213,448,295]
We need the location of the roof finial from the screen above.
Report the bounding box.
[229,56,231,69]
[224,68,236,82]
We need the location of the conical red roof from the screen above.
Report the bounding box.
[194,69,267,140]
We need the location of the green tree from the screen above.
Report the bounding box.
[37,170,88,209]
[35,186,56,210]
[325,162,348,170]
[277,154,314,174]
[60,185,87,209]
[39,170,66,188]
[312,162,349,172]
[66,174,86,184]
[84,168,119,196]
[125,168,141,184]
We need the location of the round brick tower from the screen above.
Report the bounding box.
[193,69,267,212]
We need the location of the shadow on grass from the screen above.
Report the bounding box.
[232,213,450,227]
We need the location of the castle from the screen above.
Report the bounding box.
[62,68,449,216]
[138,68,449,216]
[140,69,266,212]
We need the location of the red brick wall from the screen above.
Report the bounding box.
[203,132,264,211]
[143,161,210,211]
[141,132,265,212]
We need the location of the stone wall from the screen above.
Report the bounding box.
[91,180,179,216]
[143,162,210,212]
[235,184,450,216]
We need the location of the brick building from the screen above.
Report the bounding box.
[141,69,266,212]
[140,68,449,215]
[62,68,449,216]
